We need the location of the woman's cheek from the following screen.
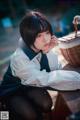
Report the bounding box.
[37,43,44,50]
[35,39,44,49]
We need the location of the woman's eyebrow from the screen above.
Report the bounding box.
[46,31,49,33]
[37,31,49,36]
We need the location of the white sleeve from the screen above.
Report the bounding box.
[10,54,80,91]
[46,50,62,70]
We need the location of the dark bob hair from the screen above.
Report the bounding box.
[19,10,53,47]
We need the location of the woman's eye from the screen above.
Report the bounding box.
[38,35,41,37]
[46,31,50,34]
[37,34,42,38]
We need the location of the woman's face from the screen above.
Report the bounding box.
[32,31,52,53]
[31,31,58,53]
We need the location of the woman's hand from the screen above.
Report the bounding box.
[43,35,58,53]
[49,35,58,49]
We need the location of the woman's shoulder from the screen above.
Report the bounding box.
[10,48,30,63]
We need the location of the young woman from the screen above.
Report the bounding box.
[0,11,80,120]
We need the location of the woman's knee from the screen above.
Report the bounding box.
[41,95,53,112]
[8,96,38,120]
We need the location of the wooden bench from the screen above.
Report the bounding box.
[51,64,80,120]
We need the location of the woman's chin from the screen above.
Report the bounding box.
[42,49,49,53]
[42,46,50,53]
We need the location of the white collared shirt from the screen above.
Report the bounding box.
[10,47,80,91]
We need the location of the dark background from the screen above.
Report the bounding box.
[0,0,80,35]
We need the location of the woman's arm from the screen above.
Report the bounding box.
[10,49,80,91]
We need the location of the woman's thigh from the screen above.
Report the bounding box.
[6,95,38,120]
[23,86,53,112]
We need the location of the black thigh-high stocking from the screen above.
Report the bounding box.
[4,86,52,120]
[6,95,40,120]
[22,86,53,113]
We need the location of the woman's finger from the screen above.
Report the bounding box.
[51,35,58,45]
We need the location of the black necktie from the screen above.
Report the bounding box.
[40,52,50,72]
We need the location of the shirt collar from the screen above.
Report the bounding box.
[19,38,39,60]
